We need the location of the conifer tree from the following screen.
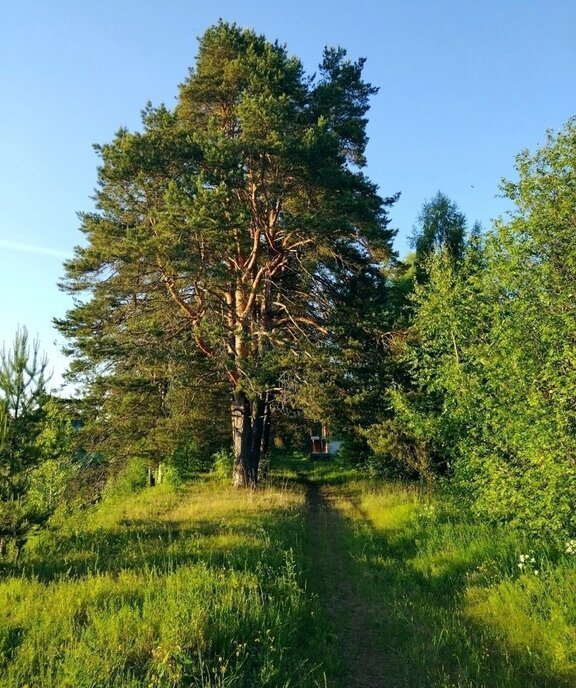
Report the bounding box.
[58,22,396,486]
[0,328,48,554]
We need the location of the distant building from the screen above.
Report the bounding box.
[309,424,342,459]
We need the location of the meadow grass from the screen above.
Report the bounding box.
[326,473,576,687]
[2,455,575,687]
[0,474,333,688]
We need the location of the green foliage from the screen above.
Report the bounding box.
[0,329,73,555]
[35,398,74,461]
[384,252,417,328]
[365,415,435,478]
[377,118,576,541]
[212,448,235,482]
[0,327,48,499]
[104,456,150,498]
[410,190,467,281]
[169,439,214,478]
[26,459,72,521]
[368,249,475,478]
[57,21,397,486]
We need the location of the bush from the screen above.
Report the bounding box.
[104,456,149,497]
[365,417,435,479]
[212,448,234,481]
[170,440,214,479]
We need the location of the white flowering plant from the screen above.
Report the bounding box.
[518,551,539,575]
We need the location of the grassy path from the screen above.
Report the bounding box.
[303,477,395,688]
[1,458,575,686]
[298,462,576,688]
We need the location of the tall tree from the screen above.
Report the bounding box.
[410,191,467,281]
[0,328,49,554]
[58,22,397,487]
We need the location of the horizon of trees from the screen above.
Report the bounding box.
[1,23,575,554]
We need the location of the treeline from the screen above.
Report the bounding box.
[1,23,575,556]
[369,120,576,542]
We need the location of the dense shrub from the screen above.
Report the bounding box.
[371,119,576,542]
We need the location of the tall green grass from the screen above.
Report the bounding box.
[0,476,332,687]
[3,455,574,687]
[331,477,576,687]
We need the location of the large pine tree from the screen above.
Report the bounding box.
[58,22,396,486]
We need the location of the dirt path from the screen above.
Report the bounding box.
[303,477,395,688]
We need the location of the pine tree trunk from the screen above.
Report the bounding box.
[261,393,272,456]
[231,391,262,488]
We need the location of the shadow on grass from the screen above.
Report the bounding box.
[288,457,573,688]
[3,502,304,584]
[0,476,337,688]
[271,452,360,488]
[334,495,573,687]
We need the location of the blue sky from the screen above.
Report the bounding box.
[1,0,575,389]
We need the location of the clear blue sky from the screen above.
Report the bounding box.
[1,0,575,389]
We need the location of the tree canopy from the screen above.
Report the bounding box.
[369,118,576,540]
[57,22,397,486]
[410,191,467,281]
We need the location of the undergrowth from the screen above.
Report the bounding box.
[328,472,576,687]
[0,474,332,687]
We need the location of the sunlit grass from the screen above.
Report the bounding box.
[466,566,576,681]
[0,475,331,688]
[332,477,576,687]
[2,454,574,687]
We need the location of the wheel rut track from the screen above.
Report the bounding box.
[301,475,394,688]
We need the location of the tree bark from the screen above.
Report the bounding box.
[261,393,272,457]
[231,391,264,488]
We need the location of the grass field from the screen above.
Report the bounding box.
[0,474,334,687]
[0,456,575,687]
[310,464,576,687]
